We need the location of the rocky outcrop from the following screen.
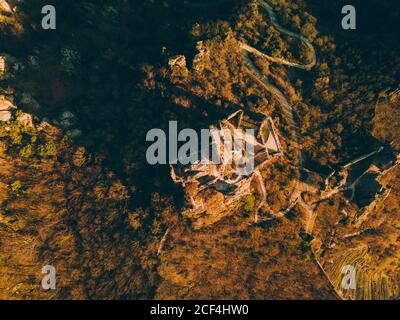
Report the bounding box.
[0,95,36,127]
[168,55,187,69]
[0,0,12,13]
[170,110,283,228]
[168,55,189,77]
[0,95,15,122]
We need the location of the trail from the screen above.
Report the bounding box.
[243,0,316,71]
[240,0,317,164]
[183,0,347,299]
[185,0,318,220]
[238,0,318,224]
[342,147,383,169]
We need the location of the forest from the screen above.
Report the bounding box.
[0,0,399,300]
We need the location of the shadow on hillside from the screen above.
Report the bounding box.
[0,0,244,208]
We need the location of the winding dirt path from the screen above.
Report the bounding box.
[238,0,318,222]
[185,0,318,218]
[240,1,316,71]
[184,0,346,299]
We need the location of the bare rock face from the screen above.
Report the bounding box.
[0,0,12,13]
[0,95,15,122]
[168,55,189,77]
[168,55,187,69]
[0,95,36,127]
[0,111,12,122]
[0,56,15,122]
[16,112,33,127]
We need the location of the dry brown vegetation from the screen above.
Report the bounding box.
[310,90,400,300]
[0,0,400,300]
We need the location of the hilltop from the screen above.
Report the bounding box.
[0,0,399,300]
